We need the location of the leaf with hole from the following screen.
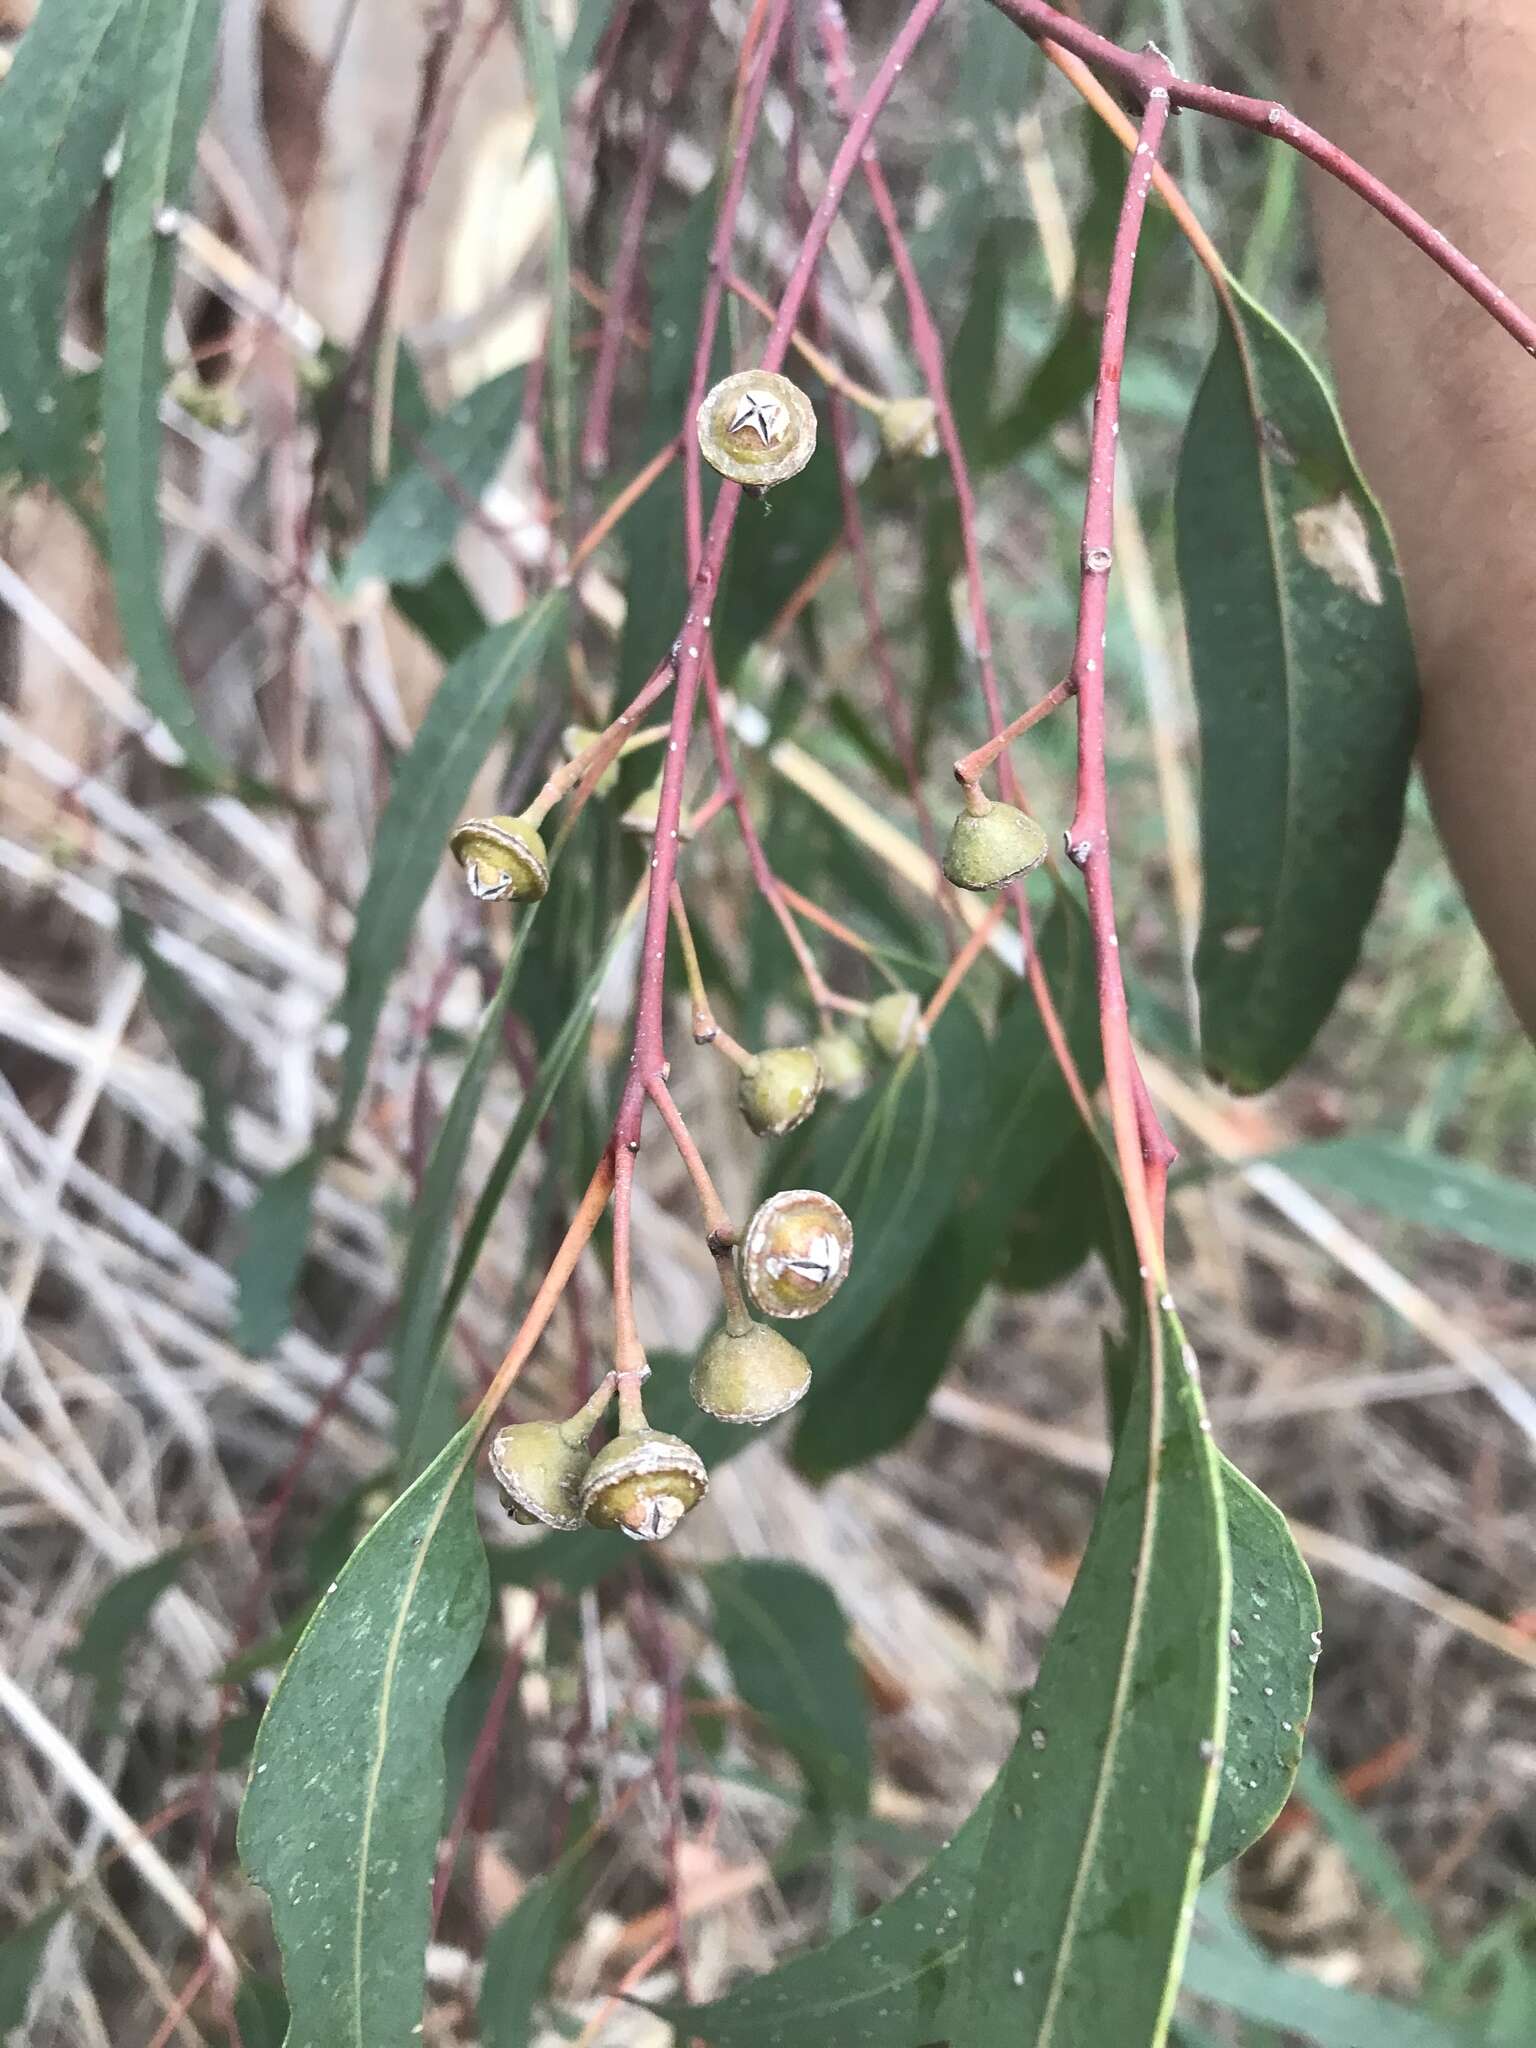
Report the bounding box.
[1176,277,1418,1092]
[955,1305,1229,2046]
[706,1560,871,1819]
[237,1422,489,2048]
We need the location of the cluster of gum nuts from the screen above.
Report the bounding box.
[447,370,1053,1542]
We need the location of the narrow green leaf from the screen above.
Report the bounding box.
[956,1306,1229,2047]
[706,1561,871,1819]
[118,906,231,1159]
[0,0,131,496]
[102,0,230,786]
[1176,278,1418,1092]
[714,446,843,682]
[1291,1751,1442,1962]
[340,369,526,594]
[235,598,559,1353]
[399,890,640,1476]
[519,0,571,516]
[233,1152,321,1357]
[787,1000,990,1478]
[557,0,621,99]
[336,597,562,1134]
[1206,1459,1318,1872]
[1271,1137,1536,1265]
[618,181,725,695]
[479,1843,589,2047]
[1181,1930,1478,2048]
[0,1900,66,2035]
[661,1791,996,2046]
[223,1978,290,2048]
[239,1423,489,2048]
[797,900,1099,1475]
[64,1543,193,1724]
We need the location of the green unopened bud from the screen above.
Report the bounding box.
[489,1420,589,1530]
[691,1321,811,1424]
[867,989,925,1060]
[738,1046,822,1138]
[942,795,1049,891]
[450,814,549,903]
[813,1029,870,1101]
[580,1429,708,1542]
[879,395,939,461]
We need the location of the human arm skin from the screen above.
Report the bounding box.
[1278,0,1536,1037]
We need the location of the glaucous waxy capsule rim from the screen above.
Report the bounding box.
[741,1187,854,1320]
[696,370,817,488]
[691,1323,812,1424]
[579,1429,708,1505]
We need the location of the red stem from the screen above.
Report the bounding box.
[989,0,1536,358]
[1062,78,1175,1271]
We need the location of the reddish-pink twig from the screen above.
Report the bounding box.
[1061,77,1176,1266]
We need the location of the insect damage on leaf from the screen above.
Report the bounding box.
[1292,494,1385,605]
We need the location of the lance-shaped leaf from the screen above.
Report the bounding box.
[706,1561,871,1819]
[1176,278,1418,1093]
[479,1824,592,2046]
[788,999,990,1478]
[340,369,527,594]
[1271,1136,1536,1266]
[792,898,1099,1477]
[955,1306,1229,2047]
[0,0,133,497]
[238,1423,489,2048]
[1205,1457,1318,1872]
[102,0,232,786]
[64,1543,193,1725]
[234,597,560,1353]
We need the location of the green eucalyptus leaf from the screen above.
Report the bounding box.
[520,0,571,514]
[788,999,990,1479]
[661,1791,996,2046]
[794,899,1098,1476]
[102,0,232,786]
[1271,1137,1536,1266]
[223,1978,290,2048]
[1176,278,1418,1092]
[1207,1459,1318,1872]
[1181,1925,1479,2048]
[706,1560,871,1819]
[234,597,560,1353]
[341,369,526,594]
[118,905,231,1159]
[0,1900,67,2036]
[64,1543,193,1724]
[956,1305,1229,2047]
[237,1423,490,2048]
[0,0,131,500]
[479,1830,591,2046]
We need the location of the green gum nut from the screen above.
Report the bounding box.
[879,395,939,461]
[691,1321,812,1424]
[867,989,925,1060]
[696,369,818,489]
[580,1429,708,1543]
[489,1420,590,1530]
[738,1045,823,1138]
[942,797,1049,892]
[450,814,549,903]
[814,1029,870,1100]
